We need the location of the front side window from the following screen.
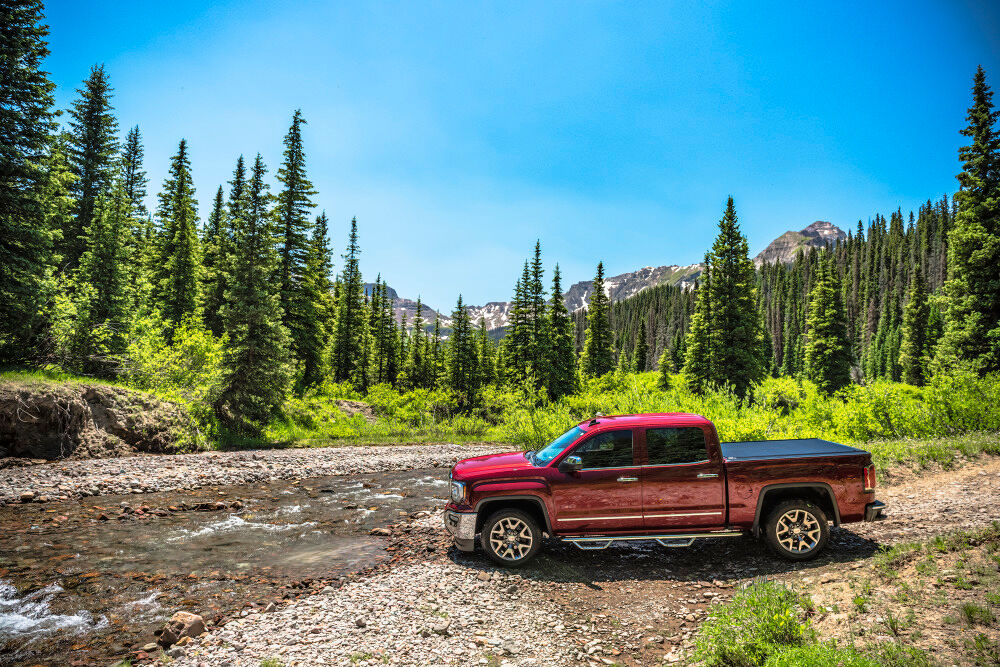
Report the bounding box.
[572,430,634,469]
[646,427,708,465]
[534,426,584,465]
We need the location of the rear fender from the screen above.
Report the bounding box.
[752,482,841,536]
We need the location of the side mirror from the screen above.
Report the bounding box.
[560,455,583,474]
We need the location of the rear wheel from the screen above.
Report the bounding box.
[764,499,829,561]
[480,509,542,567]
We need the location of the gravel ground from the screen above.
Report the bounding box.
[0,443,502,506]
[164,456,1000,667]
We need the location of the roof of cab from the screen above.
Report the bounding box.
[577,412,712,430]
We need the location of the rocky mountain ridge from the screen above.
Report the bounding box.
[367,221,845,332]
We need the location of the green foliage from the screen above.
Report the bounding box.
[580,261,614,378]
[693,581,812,666]
[331,217,366,386]
[546,264,577,399]
[899,267,931,385]
[214,154,292,436]
[152,139,201,325]
[937,66,1000,373]
[0,0,58,364]
[763,644,882,667]
[685,198,766,396]
[121,312,225,426]
[448,295,480,408]
[66,64,119,269]
[803,257,852,392]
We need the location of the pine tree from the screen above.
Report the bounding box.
[708,197,766,396]
[275,110,318,375]
[632,318,649,372]
[504,261,532,381]
[201,186,229,335]
[300,211,335,387]
[803,258,853,393]
[448,295,479,408]
[404,297,427,388]
[152,139,200,324]
[657,349,673,388]
[527,241,550,385]
[0,0,57,362]
[580,261,615,377]
[119,126,147,220]
[546,265,577,398]
[331,217,366,386]
[477,316,496,388]
[683,257,714,391]
[215,154,291,435]
[937,66,1000,372]
[899,267,931,385]
[65,64,119,269]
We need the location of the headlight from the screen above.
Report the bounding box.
[450,481,466,504]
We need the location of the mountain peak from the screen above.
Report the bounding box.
[754,221,846,267]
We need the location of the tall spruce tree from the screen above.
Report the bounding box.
[707,197,765,396]
[215,154,291,435]
[803,258,852,393]
[899,267,931,385]
[152,139,200,324]
[0,0,57,361]
[683,257,714,391]
[448,295,479,408]
[300,211,335,387]
[275,110,318,376]
[66,64,118,269]
[632,318,649,372]
[937,66,1000,372]
[527,241,550,384]
[331,217,366,385]
[580,261,614,377]
[120,126,147,219]
[546,265,577,398]
[201,186,229,335]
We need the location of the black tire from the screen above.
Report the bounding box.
[763,499,830,561]
[479,508,542,567]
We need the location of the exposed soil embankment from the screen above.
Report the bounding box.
[0,378,199,461]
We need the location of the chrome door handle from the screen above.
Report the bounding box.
[617,476,639,483]
[697,473,719,478]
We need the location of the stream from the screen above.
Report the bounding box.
[0,467,450,666]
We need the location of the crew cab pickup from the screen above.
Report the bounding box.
[444,413,885,566]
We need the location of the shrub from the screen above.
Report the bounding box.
[693,581,812,666]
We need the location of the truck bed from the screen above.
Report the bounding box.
[721,438,866,461]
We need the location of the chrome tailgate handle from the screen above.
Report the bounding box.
[697,473,719,479]
[617,476,639,483]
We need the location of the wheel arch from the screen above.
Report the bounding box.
[752,482,841,537]
[474,495,552,535]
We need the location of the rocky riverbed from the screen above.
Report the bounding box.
[0,443,501,505]
[168,457,1000,667]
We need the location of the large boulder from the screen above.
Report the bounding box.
[157,611,206,647]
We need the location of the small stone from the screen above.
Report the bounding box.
[142,643,158,652]
[19,491,34,502]
[264,602,277,613]
[477,572,492,581]
[355,617,367,628]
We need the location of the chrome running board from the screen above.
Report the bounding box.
[564,530,743,551]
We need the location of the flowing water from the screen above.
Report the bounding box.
[0,468,450,666]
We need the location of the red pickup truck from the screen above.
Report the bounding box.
[444,413,885,566]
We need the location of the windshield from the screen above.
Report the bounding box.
[533,426,584,465]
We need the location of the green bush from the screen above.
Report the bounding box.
[693,581,812,666]
[764,643,882,667]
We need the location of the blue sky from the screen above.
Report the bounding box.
[44,0,1000,309]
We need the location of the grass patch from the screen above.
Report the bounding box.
[961,602,997,626]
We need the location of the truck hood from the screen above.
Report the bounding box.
[451,451,532,480]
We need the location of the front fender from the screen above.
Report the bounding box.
[470,481,553,532]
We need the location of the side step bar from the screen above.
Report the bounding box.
[563,530,743,551]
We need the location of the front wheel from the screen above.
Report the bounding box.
[480,509,542,567]
[764,500,830,561]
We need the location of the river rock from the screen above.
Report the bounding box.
[159,611,206,647]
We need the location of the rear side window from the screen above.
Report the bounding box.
[572,430,634,469]
[646,427,708,465]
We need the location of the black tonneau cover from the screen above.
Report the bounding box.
[721,438,866,462]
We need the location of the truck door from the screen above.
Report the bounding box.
[549,429,644,533]
[640,426,726,530]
